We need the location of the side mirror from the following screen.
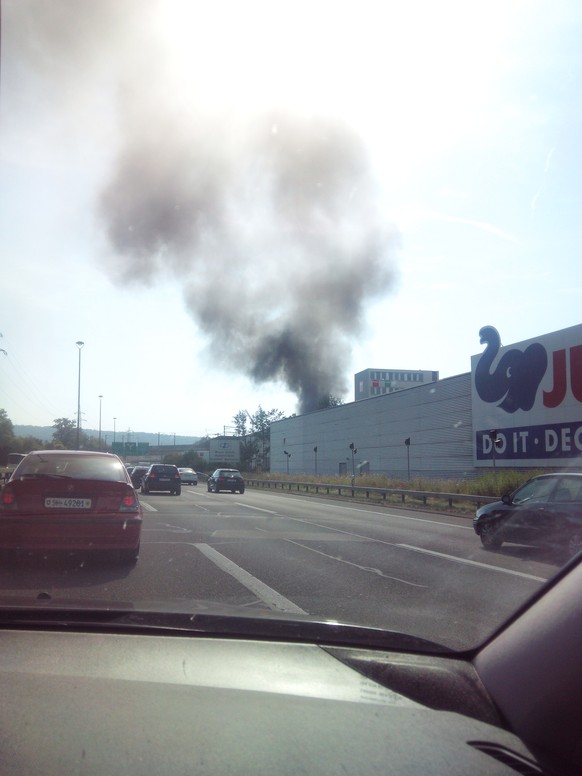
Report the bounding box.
[501,494,512,505]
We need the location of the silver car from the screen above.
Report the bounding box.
[178,468,198,486]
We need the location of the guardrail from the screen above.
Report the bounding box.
[245,478,499,510]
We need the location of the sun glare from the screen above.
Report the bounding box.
[150,0,520,183]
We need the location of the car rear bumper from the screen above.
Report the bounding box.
[0,516,142,551]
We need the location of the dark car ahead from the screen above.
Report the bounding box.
[473,473,582,558]
[0,450,142,564]
[207,468,245,494]
[130,465,149,489]
[141,464,181,495]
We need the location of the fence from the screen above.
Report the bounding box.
[245,478,498,510]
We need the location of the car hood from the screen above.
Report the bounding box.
[475,499,509,518]
[0,594,452,654]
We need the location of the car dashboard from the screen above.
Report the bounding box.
[1,553,581,775]
[0,628,542,775]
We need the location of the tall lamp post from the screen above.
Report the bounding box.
[489,430,502,474]
[349,442,357,484]
[98,395,103,449]
[75,341,84,449]
[404,437,411,480]
[283,450,291,474]
[313,445,318,476]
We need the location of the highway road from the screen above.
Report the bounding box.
[0,486,564,650]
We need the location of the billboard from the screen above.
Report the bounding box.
[471,323,582,467]
[209,436,240,464]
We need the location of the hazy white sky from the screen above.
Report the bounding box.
[1,0,581,439]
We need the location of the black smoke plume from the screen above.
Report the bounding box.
[100,108,398,412]
[13,1,399,414]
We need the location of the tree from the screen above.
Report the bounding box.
[233,410,248,437]
[317,393,344,409]
[12,435,45,454]
[51,418,88,449]
[0,409,15,464]
[232,407,285,471]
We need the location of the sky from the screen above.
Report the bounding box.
[1,0,581,441]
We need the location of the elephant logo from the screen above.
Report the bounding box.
[475,326,548,413]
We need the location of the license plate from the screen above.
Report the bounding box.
[45,497,92,509]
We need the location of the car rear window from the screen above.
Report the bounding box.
[16,454,127,482]
[151,466,178,475]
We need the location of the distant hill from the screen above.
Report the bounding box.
[14,425,201,446]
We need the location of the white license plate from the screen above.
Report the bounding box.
[45,497,92,509]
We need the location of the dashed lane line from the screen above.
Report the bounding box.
[195,543,307,614]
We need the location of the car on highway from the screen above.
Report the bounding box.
[141,464,182,495]
[473,473,582,558]
[130,465,149,489]
[207,468,245,494]
[178,467,198,485]
[0,450,142,564]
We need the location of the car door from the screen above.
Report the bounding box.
[503,476,558,545]
[539,476,582,551]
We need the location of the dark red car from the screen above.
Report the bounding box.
[0,450,142,564]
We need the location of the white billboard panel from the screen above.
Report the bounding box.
[209,436,240,464]
[471,323,582,467]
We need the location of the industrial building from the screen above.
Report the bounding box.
[354,368,439,400]
[271,323,582,480]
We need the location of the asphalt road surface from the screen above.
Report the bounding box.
[0,486,563,650]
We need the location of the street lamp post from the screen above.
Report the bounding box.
[113,417,117,444]
[98,395,103,449]
[349,442,357,487]
[404,437,411,480]
[75,341,84,449]
[489,430,502,474]
[283,450,291,474]
[313,445,318,476]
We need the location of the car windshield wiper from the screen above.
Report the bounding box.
[0,600,453,655]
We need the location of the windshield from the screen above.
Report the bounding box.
[1,0,581,653]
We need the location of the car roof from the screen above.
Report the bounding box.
[24,450,119,459]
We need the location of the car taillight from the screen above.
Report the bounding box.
[119,488,139,512]
[1,486,15,507]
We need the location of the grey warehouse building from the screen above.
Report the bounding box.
[270,323,582,479]
[272,373,473,479]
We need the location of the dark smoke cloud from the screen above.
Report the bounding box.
[13,1,399,414]
[100,106,398,412]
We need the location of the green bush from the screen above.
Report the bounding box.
[258,469,547,498]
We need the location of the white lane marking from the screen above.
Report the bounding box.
[396,544,547,582]
[195,543,307,614]
[272,535,426,588]
[302,500,474,530]
[253,491,474,529]
[234,503,279,515]
[285,517,549,582]
[140,501,158,512]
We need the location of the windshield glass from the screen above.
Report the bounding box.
[1,0,581,653]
